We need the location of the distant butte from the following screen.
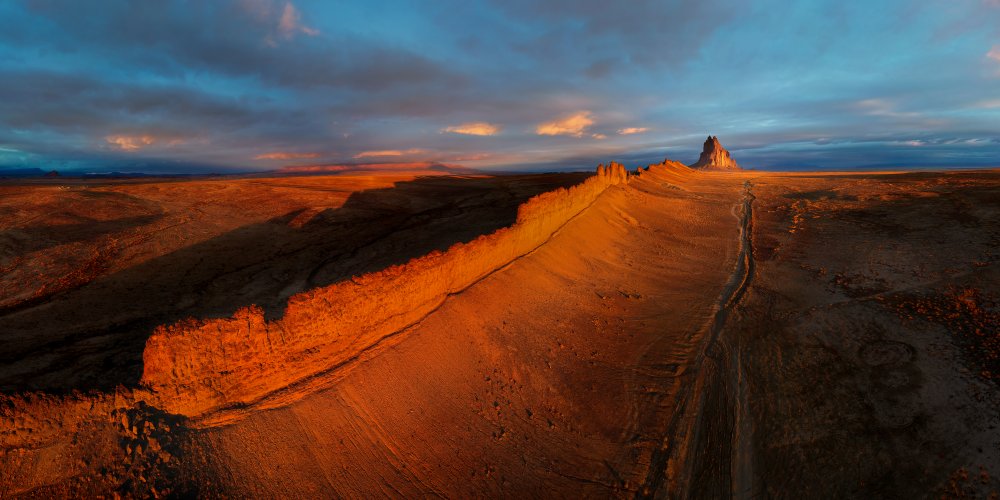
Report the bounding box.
[689,135,741,171]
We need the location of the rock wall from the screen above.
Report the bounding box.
[140,163,630,418]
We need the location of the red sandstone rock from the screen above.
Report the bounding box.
[689,136,740,171]
[139,163,631,417]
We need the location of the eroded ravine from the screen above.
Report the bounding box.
[728,181,757,500]
[639,179,756,499]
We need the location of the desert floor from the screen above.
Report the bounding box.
[1,167,997,498]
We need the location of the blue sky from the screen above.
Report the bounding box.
[0,0,998,173]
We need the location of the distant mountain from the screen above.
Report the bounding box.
[0,167,46,177]
[689,136,741,171]
[81,171,154,178]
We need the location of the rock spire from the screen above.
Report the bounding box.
[689,135,740,170]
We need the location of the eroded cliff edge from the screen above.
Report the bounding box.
[139,163,630,419]
[1,164,632,430]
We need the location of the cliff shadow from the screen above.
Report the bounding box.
[0,172,590,394]
[0,214,164,262]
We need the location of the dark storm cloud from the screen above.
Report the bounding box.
[0,69,335,162]
[0,0,474,169]
[492,0,739,71]
[17,0,459,91]
[0,0,997,172]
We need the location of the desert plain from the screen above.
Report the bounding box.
[0,162,998,498]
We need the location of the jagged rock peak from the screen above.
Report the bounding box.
[689,135,740,171]
[596,161,629,183]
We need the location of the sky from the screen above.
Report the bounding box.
[0,0,998,174]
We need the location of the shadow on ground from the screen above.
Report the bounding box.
[0,173,589,393]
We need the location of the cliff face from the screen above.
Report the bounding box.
[689,136,740,171]
[140,163,630,418]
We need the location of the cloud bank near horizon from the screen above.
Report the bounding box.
[0,0,998,173]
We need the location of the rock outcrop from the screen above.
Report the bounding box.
[139,163,631,418]
[689,136,740,171]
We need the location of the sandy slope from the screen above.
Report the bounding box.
[171,165,745,496]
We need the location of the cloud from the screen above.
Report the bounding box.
[253,151,320,160]
[105,135,155,151]
[989,46,1000,72]
[617,127,649,135]
[277,2,319,39]
[237,0,272,18]
[443,122,501,136]
[591,133,607,140]
[536,111,594,137]
[451,152,492,161]
[492,0,741,70]
[975,99,1000,108]
[353,148,424,158]
[0,69,339,166]
[355,150,403,158]
[241,0,319,42]
[13,1,446,93]
[854,99,921,119]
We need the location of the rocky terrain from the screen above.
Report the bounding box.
[0,171,587,393]
[1,164,998,498]
[689,136,741,171]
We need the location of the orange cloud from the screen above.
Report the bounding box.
[617,127,649,135]
[105,134,155,151]
[536,111,594,137]
[443,122,501,136]
[253,151,321,160]
[451,152,492,161]
[354,150,402,158]
[353,148,424,159]
[591,133,607,140]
